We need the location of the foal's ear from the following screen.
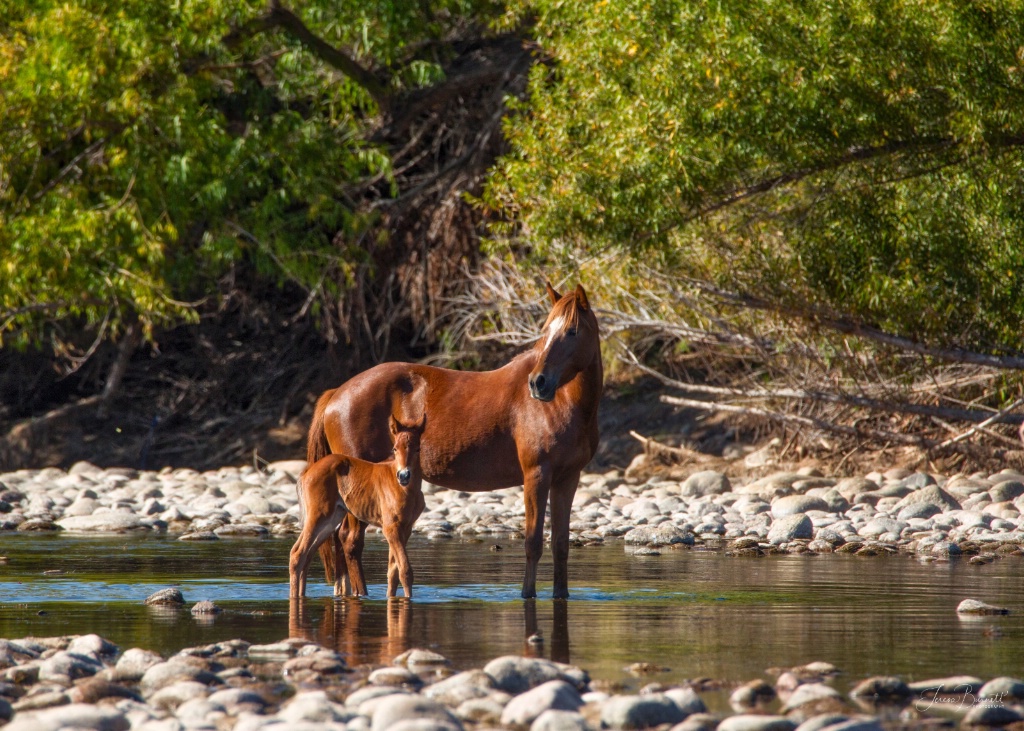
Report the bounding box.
[388,415,400,437]
[544,281,561,306]
[574,284,590,311]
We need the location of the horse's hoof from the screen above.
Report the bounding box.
[552,588,570,600]
[521,588,538,599]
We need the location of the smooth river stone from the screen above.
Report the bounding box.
[680,471,731,498]
[2,703,129,731]
[599,694,687,730]
[772,495,829,518]
[56,513,145,532]
[767,514,813,545]
[717,715,797,731]
[500,680,584,727]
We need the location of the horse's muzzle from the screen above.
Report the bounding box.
[528,373,555,402]
[397,468,411,486]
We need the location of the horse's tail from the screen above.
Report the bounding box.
[306,388,336,464]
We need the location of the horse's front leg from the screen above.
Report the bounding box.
[521,465,552,599]
[549,470,580,600]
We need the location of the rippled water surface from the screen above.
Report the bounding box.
[1,534,1022,694]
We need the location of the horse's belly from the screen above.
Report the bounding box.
[421,443,525,492]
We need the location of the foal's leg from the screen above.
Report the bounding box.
[549,470,581,600]
[341,513,369,596]
[384,523,413,598]
[290,504,339,599]
[520,465,552,599]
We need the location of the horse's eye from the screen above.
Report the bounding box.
[567,328,578,336]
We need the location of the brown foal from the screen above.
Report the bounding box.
[289,416,425,599]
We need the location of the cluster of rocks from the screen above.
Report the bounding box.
[3,461,1024,562]
[1,632,1022,731]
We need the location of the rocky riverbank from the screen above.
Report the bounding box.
[2,462,1024,560]
[1,630,1023,731]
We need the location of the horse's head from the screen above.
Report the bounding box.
[529,283,600,402]
[389,415,425,487]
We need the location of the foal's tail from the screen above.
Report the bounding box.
[319,536,337,584]
[306,388,336,464]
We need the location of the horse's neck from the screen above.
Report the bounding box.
[574,352,604,424]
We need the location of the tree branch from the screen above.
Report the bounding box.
[689,279,1024,371]
[224,2,388,110]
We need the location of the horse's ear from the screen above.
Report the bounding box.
[544,281,561,306]
[574,284,590,311]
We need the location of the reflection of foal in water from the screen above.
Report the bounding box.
[289,416,425,599]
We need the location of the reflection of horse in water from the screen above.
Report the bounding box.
[289,597,410,667]
[287,597,571,667]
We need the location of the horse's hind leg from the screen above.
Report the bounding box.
[549,470,580,600]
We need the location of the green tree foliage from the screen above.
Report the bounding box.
[0,0,489,347]
[489,0,1024,352]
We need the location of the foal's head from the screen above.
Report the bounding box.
[529,283,600,402]
[389,415,424,487]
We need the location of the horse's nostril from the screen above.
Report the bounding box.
[535,374,546,390]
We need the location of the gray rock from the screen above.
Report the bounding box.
[214,523,269,537]
[793,714,850,731]
[2,703,129,731]
[990,480,1024,502]
[600,694,686,729]
[371,695,463,731]
[144,588,185,606]
[56,513,144,533]
[670,714,719,731]
[962,703,1024,726]
[768,514,813,545]
[531,709,589,731]
[370,666,422,687]
[424,670,496,706]
[38,650,104,683]
[455,697,507,724]
[957,599,1010,615]
[717,715,797,731]
[897,503,941,521]
[681,471,731,498]
[772,495,829,518]
[663,687,706,716]
[907,675,984,695]
[279,690,353,724]
[148,680,210,711]
[848,676,910,700]
[207,686,267,709]
[834,478,878,500]
[893,485,961,512]
[901,472,937,489]
[395,649,450,667]
[346,685,409,710]
[816,720,883,731]
[139,661,220,696]
[931,541,962,558]
[979,676,1024,700]
[623,524,695,547]
[483,656,564,695]
[500,680,584,727]
[731,679,777,707]
[781,683,841,712]
[67,634,118,657]
[190,600,221,615]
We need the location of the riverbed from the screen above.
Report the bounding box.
[1,533,1020,700]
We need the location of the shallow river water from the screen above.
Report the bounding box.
[1,534,1022,699]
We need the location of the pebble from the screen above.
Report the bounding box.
[1,462,1022,563]
[0,630,1016,731]
[956,598,1010,615]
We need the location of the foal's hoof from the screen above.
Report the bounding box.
[521,588,538,600]
[552,587,570,600]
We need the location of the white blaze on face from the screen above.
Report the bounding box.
[544,314,566,349]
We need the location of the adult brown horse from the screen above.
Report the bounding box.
[307,283,602,599]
